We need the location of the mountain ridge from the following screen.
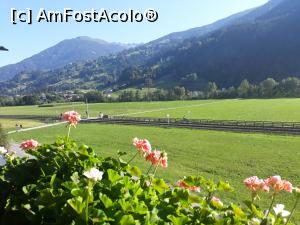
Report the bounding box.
[0,37,136,81]
[2,0,300,94]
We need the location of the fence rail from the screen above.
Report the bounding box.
[82,116,300,135]
[2,114,300,134]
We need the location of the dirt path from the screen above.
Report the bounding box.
[7,121,67,135]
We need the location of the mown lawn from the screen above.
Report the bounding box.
[2,98,300,122]
[9,123,300,221]
[0,119,44,131]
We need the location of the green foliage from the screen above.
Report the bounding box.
[0,138,296,224]
[0,123,8,148]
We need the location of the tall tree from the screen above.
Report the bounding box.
[237,79,250,98]
[260,78,278,97]
[207,82,218,98]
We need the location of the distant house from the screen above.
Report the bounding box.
[0,46,8,51]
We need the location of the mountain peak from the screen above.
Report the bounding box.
[74,36,109,45]
[0,37,135,81]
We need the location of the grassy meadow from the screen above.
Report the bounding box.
[9,123,300,220]
[0,119,44,131]
[1,99,300,122]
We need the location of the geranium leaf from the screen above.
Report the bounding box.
[67,196,85,214]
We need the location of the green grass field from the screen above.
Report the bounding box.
[2,98,300,122]
[9,123,300,220]
[0,119,44,131]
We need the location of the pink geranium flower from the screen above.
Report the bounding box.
[265,175,281,186]
[177,180,190,188]
[188,185,201,192]
[265,175,293,193]
[146,150,168,168]
[62,111,81,126]
[244,176,269,192]
[161,157,168,168]
[132,138,151,155]
[282,180,293,193]
[146,150,160,164]
[20,139,39,151]
[177,180,200,192]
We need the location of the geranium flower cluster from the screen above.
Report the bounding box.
[265,175,293,193]
[243,176,269,193]
[20,139,39,151]
[244,175,293,193]
[62,111,81,126]
[177,180,200,192]
[133,137,168,168]
[132,138,151,156]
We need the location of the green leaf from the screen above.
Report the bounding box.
[62,181,78,190]
[78,145,90,156]
[50,173,56,188]
[167,215,190,225]
[232,204,246,219]
[107,169,121,183]
[152,178,169,193]
[129,166,142,177]
[71,188,83,197]
[117,151,127,157]
[118,199,133,211]
[22,203,36,215]
[71,172,80,184]
[134,202,148,215]
[120,215,136,225]
[99,194,113,208]
[211,198,224,209]
[22,184,36,196]
[67,196,85,214]
[188,194,202,203]
[217,181,233,192]
[251,204,264,218]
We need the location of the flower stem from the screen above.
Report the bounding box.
[152,160,161,177]
[285,196,300,225]
[149,159,161,186]
[251,196,254,205]
[266,193,276,218]
[85,181,92,224]
[251,191,258,204]
[146,164,153,175]
[67,124,71,141]
[127,152,138,164]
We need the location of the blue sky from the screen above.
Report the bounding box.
[0,0,268,67]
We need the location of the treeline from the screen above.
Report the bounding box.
[208,77,300,99]
[110,77,300,101]
[0,93,65,106]
[2,77,300,105]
